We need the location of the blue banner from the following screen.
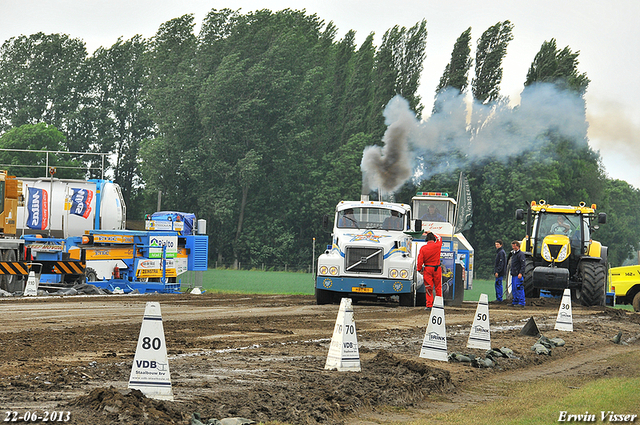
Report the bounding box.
[70,188,93,219]
[27,187,48,230]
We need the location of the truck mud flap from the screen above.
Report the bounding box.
[39,261,86,275]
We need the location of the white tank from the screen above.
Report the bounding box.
[17,177,126,238]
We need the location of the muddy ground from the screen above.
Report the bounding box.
[0,293,639,424]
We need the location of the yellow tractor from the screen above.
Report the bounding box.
[515,200,607,306]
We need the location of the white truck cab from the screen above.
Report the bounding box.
[315,196,419,305]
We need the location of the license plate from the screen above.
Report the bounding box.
[352,287,373,293]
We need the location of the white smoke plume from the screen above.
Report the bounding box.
[361,83,591,192]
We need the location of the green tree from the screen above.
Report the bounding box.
[0,33,88,147]
[0,123,83,178]
[436,27,472,96]
[86,36,154,216]
[142,14,200,215]
[525,39,590,94]
[597,180,640,267]
[371,20,427,136]
[472,21,513,104]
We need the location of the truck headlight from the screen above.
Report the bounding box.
[390,269,398,278]
[329,266,338,276]
[319,265,328,275]
[400,269,409,279]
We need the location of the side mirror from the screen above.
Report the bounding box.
[515,209,524,220]
[322,214,330,230]
[598,212,606,224]
[414,219,422,232]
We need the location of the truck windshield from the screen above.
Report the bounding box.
[337,207,404,230]
[414,200,450,223]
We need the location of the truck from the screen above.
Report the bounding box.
[608,265,640,312]
[514,200,608,306]
[315,196,421,306]
[23,210,208,294]
[411,191,474,298]
[0,170,208,294]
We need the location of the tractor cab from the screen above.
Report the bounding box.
[515,200,608,306]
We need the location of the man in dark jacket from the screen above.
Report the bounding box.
[510,240,526,306]
[494,239,507,301]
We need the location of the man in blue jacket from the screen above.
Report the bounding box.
[510,240,526,306]
[494,239,507,301]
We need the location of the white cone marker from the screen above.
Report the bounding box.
[24,271,39,296]
[128,302,174,400]
[554,288,573,332]
[420,296,448,361]
[467,293,491,350]
[325,298,361,372]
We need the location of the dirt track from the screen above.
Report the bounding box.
[1,293,639,424]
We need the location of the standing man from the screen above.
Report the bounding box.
[510,240,526,306]
[417,231,443,308]
[494,239,507,301]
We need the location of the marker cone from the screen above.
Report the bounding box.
[520,317,540,337]
[325,298,361,372]
[128,302,173,400]
[420,296,448,361]
[554,288,573,332]
[467,293,491,350]
[24,271,39,296]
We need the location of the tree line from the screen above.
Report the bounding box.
[0,9,638,276]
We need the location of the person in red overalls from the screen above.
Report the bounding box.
[416,231,443,308]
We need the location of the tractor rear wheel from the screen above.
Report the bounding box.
[579,262,606,306]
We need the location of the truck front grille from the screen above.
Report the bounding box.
[345,247,383,274]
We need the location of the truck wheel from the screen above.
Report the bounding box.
[632,292,640,312]
[1,250,23,293]
[85,267,98,283]
[315,287,334,305]
[523,257,539,299]
[399,285,415,307]
[580,262,606,306]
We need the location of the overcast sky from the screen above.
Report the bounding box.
[1,0,639,189]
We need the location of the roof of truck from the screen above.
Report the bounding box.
[336,200,410,213]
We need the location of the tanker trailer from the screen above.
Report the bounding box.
[16,177,126,238]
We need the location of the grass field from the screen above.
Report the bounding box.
[181,268,634,310]
[183,268,495,299]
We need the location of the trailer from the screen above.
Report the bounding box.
[23,212,208,294]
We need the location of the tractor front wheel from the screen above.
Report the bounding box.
[579,262,606,306]
[523,256,539,299]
